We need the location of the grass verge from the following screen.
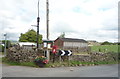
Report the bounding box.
[2,57,119,68]
[46,60,118,67]
[2,57,38,67]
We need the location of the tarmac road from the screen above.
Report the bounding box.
[1,64,119,77]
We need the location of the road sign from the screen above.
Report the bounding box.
[58,50,72,56]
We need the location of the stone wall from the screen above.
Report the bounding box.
[7,45,118,63]
[71,52,118,62]
[50,52,118,63]
[7,46,44,62]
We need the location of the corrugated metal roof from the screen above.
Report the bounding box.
[42,40,54,42]
[59,38,88,43]
[18,42,36,47]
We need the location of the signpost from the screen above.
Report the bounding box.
[4,34,7,57]
[58,50,72,65]
[32,0,40,49]
[52,45,57,63]
[37,0,40,49]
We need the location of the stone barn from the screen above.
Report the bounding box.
[54,38,90,53]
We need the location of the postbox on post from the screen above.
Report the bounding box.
[52,45,57,63]
[52,45,57,54]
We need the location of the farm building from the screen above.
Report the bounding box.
[54,37,90,53]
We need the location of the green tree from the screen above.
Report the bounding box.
[2,40,12,49]
[19,29,42,43]
[101,41,112,45]
[59,32,65,38]
[0,45,4,52]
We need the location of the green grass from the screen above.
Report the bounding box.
[2,57,119,68]
[0,57,2,63]
[2,58,118,67]
[2,57,37,67]
[0,52,3,55]
[91,45,119,53]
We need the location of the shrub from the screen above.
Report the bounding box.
[2,40,12,49]
[0,45,4,52]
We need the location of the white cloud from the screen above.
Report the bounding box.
[49,0,118,42]
[0,0,119,42]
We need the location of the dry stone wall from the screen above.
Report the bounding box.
[71,52,118,62]
[50,52,118,63]
[7,45,118,63]
[7,46,44,62]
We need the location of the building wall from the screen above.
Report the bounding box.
[54,38,90,53]
[54,39,63,49]
[63,42,88,48]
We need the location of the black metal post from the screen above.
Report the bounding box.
[37,17,40,48]
[37,0,40,49]
[53,53,55,63]
[4,34,7,57]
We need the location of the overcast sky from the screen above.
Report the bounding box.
[0,0,119,42]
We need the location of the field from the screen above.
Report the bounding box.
[90,45,119,53]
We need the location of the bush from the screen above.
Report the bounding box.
[101,41,113,45]
[2,40,12,49]
[0,45,4,52]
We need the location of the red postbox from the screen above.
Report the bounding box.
[52,45,57,54]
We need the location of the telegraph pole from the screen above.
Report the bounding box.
[46,0,49,40]
[37,0,40,48]
[46,0,50,61]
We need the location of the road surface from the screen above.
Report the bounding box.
[1,63,118,77]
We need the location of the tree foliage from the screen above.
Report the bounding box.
[59,32,65,38]
[0,45,4,52]
[19,29,42,43]
[2,40,12,49]
[101,41,114,45]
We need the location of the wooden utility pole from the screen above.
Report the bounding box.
[46,0,49,40]
[46,0,50,61]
